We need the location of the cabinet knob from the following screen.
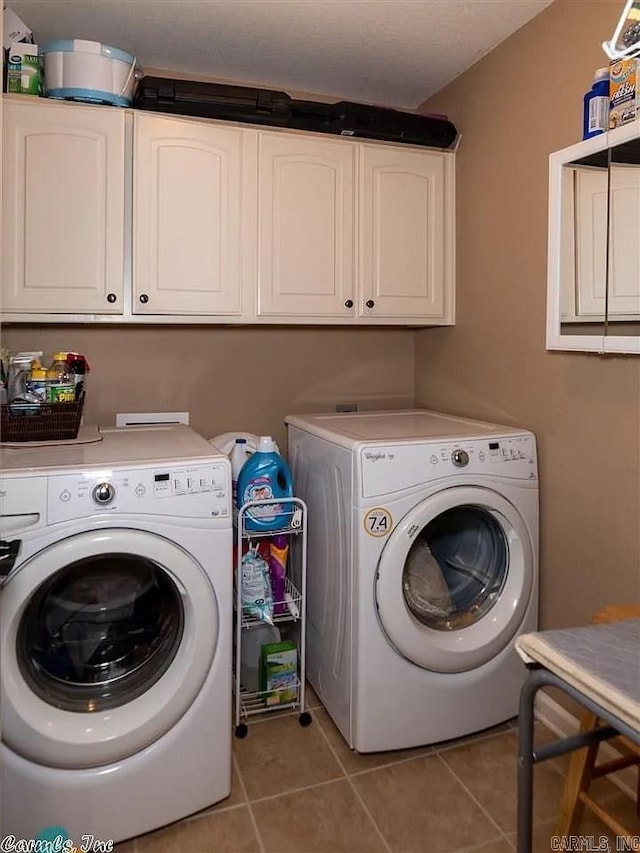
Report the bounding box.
[139,293,149,304]
[106,293,117,304]
[365,299,375,309]
[344,299,354,309]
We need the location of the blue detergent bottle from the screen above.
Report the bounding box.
[583,68,610,140]
[237,436,293,532]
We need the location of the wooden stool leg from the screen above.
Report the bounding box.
[556,712,600,837]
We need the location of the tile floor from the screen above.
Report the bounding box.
[116,688,640,853]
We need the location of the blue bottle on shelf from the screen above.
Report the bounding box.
[236,436,293,532]
[583,68,610,140]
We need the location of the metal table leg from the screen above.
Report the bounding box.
[517,666,538,853]
[516,666,638,853]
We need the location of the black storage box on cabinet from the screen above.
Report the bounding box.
[133,77,294,126]
[133,76,458,150]
[285,99,458,149]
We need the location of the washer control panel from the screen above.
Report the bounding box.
[487,437,532,463]
[47,461,230,524]
[360,434,537,498]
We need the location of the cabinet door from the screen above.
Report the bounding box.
[258,132,355,317]
[134,114,252,315]
[359,145,452,320]
[575,167,640,318]
[2,100,125,314]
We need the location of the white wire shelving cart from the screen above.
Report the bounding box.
[233,496,311,738]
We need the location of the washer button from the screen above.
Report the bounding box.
[135,483,146,496]
[430,455,438,465]
[60,489,71,502]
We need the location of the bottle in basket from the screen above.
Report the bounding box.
[46,352,75,403]
[67,353,89,400]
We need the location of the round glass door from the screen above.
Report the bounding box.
[18,554,184,712]
[402,505,508,632]
[375,486,534,673]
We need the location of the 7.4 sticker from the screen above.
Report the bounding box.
[364,508,392,537]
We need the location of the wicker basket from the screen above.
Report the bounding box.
[1,397,84,443]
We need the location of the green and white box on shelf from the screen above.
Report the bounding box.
[261,640,298,706]
[7,43,41,95]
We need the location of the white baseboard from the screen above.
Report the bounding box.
[534,691,637,799]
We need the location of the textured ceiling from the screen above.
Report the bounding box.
[9,0,553,109]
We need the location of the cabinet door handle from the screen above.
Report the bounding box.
[106,293,117,304]
[139,294,149,304]
[365,299,375,309]
[344,299,354,309]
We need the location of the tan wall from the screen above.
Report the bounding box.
[2,325,414,453]
[416,0,640,630]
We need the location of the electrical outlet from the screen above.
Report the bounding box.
[336,403,358,413]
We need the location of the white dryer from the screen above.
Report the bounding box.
[0,425,232,843]
[286,409,539,753]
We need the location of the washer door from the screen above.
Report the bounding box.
[1,528,219,769]
[375,486,534,673]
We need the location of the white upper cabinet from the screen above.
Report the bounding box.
[359,144,453,321]
[572,166,640,318]
[134,113,256,315]
[257,133,454,324]
[1,96,456,326]
[608,167,640,317]
[2,99,126,314]
[257,131,355,318]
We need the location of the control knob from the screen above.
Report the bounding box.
[92,482,116,505]
[451,449,469,468]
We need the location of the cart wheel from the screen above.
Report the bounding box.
[234,723,248,739]
[298,712,312,727]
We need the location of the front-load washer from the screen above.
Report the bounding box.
[285,409,539,753]
[0,424,232,843]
